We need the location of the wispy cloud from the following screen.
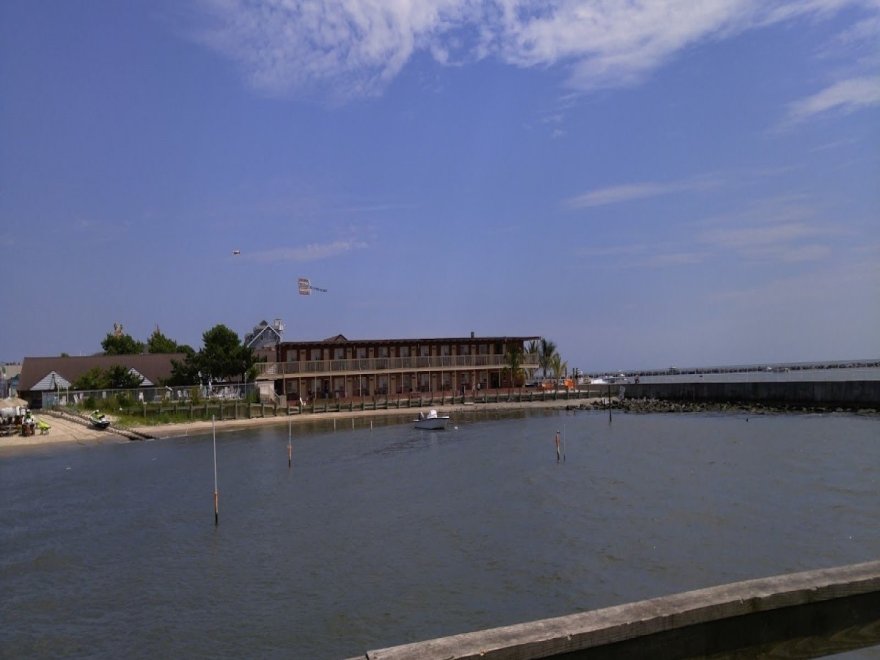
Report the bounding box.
[712,255,879,306]
[576,192,847,268]
[695,194,846,263]
[563,177,719,209]
[246,240,368,263]
[700,222,835,262]
[700,222,825,249]
[576,241,709,268]
[194,0,478,99]
[190,0,879,99]
[784,76,880,125]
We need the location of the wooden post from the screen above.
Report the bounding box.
[212,415,219,526]
[608,384,612,423]
[288,417,292,469]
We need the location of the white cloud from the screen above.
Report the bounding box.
[563,177,718,209]
[247,240,368,262]
[700,222,825,249]
[697,199,844,263]
[195,0,479,98]
[785,76,880,124]
[192,0,879,99]
[575,241,709,268]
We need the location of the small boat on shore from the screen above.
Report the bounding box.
[414,409,450,430]
[89,410,110,429]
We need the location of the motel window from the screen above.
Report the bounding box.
[357,347,367,359]
[310,348,322,361]
[378,346,389,358]
[479,344,489,355]
[440,344,450,356]
[459,345,470,355]
[400,346,409,358]
[334,347,344,360]
[420,345,430,357]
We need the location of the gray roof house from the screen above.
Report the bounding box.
[18,354,185,407]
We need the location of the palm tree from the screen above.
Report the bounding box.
[503,346,524,392]
[538,338,557,379]
[525,340,539,383]
[549,353,567,381]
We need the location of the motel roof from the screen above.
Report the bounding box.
[279,334,541,347]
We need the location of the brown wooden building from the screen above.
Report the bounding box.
[255,334,540,402]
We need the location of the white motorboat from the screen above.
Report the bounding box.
[414,409,450,430]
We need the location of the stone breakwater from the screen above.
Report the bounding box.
[567,398,878,415]
[621,380,880,410]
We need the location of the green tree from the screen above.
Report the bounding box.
[166,345,199,386]
[538,338,557,379]
[524,340,539,382]
[548,353,568,380]
[503,346,525,391]
[163,324,253,386]
[102,332,144,355]
[106,365,144,389]
[147,328,180,354]
[73,367,108,390]
[198,324,255,382]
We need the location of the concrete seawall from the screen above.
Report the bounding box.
[357,560,880,659]
[621,380,880,408]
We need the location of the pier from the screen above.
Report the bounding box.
[356,561,880,659]
[623,380,880,409]
[597,358,880,380]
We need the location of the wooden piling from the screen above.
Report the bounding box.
[212,415,219,526]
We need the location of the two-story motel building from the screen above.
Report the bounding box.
[255,333,540,402]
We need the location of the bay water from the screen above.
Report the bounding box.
[2,409,878,658]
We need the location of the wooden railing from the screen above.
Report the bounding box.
[255,354,539,378]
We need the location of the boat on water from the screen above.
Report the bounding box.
[414,409,450,430]
[89,410,110,429]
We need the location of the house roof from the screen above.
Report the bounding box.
[245,320,283,349]
[19,354,186,392]
[282,335,540,348]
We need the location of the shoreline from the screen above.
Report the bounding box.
[0,398,591,454]
[5,395,873,456]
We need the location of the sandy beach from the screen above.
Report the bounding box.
[0,398,595,454]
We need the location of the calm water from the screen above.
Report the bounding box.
[2,410,878,659]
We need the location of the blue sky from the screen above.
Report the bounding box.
[1,0,878,373]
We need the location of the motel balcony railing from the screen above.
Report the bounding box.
[255,355,539,379]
